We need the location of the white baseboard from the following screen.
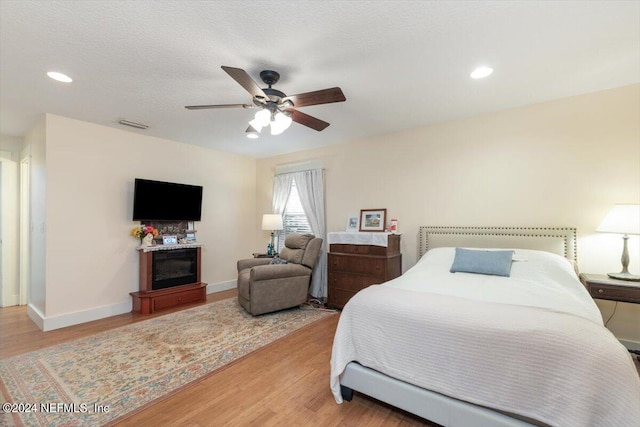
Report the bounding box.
[26,281,236,332]
[206,280,236,294]
[27,303,44,330]
[32,300,133,332]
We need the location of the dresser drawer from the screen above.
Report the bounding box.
[330,244,371,255]
[152,287,205,311]
[328,254,386,277]
[589,284,640,303]
[329,272,383,293]
[330,244,390,256]
[327,288,358,309]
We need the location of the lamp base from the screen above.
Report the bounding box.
[607,272,640,282]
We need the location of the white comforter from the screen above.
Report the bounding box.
[330,248,640,427]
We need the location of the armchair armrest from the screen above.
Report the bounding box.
[250,263,311,281]
[237,257,272,272]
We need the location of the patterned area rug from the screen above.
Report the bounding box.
[0,299,335,426]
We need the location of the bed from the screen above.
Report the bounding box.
[330,227,640,427]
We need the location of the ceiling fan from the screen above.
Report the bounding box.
[185,66,346,138]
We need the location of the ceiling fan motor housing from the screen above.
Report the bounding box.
[258,71,287,104]
[259,70,280,87]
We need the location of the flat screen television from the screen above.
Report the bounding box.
[132,178,203,221]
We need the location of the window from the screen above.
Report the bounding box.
[277,180,312,252]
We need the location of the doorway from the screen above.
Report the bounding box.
[0,150,20,307]
[19,156,29,305]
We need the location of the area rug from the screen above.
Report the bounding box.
[0,299,335,427]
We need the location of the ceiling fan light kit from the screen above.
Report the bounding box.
[186,66,346,138]
[245,125,259,139]
[249,109,271,132]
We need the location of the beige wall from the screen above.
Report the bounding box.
[39,114,256,328]
[256,84,640,342]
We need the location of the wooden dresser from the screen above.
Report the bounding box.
[327,234,401,309]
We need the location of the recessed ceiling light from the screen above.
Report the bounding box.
[470,66,493,79]
[47,71,73,83]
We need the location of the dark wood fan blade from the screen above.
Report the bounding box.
[283,87,345,108]
[221,66,269,100]
[286,109,330,131]
[185,103,252,110]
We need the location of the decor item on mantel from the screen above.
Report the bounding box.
[130,225,158,245]
[142,233,154,247]
[146,220,196,244]
[597,203,640,281]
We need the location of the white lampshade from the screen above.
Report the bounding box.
[245,125,259,139]
[270,112,293,135]
[596,204,640,235]
[262,214,283,231]
[253,109,271,128]
[248,118,264,132]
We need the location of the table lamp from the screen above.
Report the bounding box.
[262,214,284,256]
[596,204,640,281]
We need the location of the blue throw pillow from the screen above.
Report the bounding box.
[450,248,514,277]
[270,256,288,265]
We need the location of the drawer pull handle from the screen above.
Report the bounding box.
[598,289,604,294]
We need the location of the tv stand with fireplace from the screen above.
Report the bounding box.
[130,244,207,314]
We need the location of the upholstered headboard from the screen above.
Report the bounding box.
[418,227,577,262]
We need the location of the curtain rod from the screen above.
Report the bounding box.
[274,160,324,175]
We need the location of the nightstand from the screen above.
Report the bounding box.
[252,253,276,258]
[579,273,640,304]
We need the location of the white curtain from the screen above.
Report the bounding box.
[292,169,326,299]
[271,174,294,252]
[272,174,294,215]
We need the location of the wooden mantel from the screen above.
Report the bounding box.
[131,245,207,314]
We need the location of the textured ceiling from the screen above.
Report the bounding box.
[1,1,638,158]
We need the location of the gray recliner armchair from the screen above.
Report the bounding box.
[236,233,323,316]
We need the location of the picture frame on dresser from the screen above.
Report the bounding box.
[346,215,359,232]
[359,209,386,232]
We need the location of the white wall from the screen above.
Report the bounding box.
[256,84,640,342]
[0,135,23,306]
[33,114,256,330]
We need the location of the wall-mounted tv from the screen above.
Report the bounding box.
[132,178,203,221]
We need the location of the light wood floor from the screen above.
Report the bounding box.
[0,291,431,426]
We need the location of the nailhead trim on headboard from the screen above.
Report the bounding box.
[418,226,577,262]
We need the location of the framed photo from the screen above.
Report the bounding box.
[359,209,387,232]
[346,215,359,232]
